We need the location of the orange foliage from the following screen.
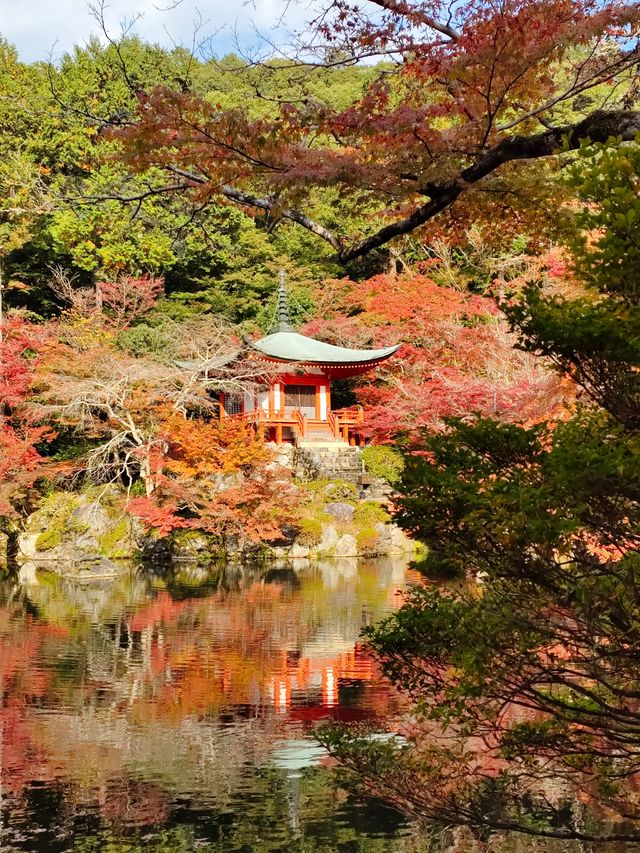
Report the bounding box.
[160,411,270,478]
[129,414,299,542]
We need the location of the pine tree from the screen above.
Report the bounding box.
[323,139,640,844]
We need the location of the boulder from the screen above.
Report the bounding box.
[266,444,296,471]
[16,488,138,576]
[270,546,289,561]
[291,542,311,559]
[324,502,356,523]
[333,533,358,558]
[392,524,416,553]
[316,524,340,555]
[373,522,415,555]
[171,531,211,560]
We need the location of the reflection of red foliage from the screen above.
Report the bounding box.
[0,612,69,796]
[124,577,409,724]
[128,591,192,632]
[0,562,415,827]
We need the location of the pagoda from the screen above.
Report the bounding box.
[219,275,399,446]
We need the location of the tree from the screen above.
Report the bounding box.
[128,413,299,543]
[27,303,295,544]
[114,0,640,262]
[0,317,49,560]
[302,266,571,443]
[321,140,640,843]
[31,310,243,492]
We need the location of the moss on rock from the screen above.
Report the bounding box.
[98,519,132,559]
[35,527,63,551]
[18,486,139,574]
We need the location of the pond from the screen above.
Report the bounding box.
[0,557,426,853]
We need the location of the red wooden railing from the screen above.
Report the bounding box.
[294,409,307,440]
[327,410,338,440]
[333,405,364,425]
[224,404,365,445]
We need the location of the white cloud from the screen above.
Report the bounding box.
[0,0,318,63]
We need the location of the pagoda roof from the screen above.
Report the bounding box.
[252,330,400,366]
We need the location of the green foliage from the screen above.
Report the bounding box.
[297,517,324,546]
[0,39,383,322]
[328,139,640,842]
[295,482,390,555]
[45,431,103,463]
[353,501,390,527]
[298,478,359,503]
[116,321,176,357]
[48,172,175,275]
[568,140,640,300]
[361,446,405,487]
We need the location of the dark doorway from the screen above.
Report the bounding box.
[284,385,316,418]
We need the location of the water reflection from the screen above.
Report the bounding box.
[0,557,422,852]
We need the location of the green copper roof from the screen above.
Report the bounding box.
[252,331,400,365]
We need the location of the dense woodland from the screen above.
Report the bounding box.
[1,0,640,844]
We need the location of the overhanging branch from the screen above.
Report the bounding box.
[336,109,640,262]
[366,0,461,40]
[72,110,640,265]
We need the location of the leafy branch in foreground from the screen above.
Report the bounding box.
[112,0,640,262]
[320,140,640,842]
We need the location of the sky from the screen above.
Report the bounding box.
[0,0,318,63]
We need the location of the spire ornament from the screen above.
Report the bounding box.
[271,270,294,333]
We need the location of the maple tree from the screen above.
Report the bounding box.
[0,318,49,558]
[22,302,294,545]
[129,413,299,542]
[111,0,639,262]
[47,269,164,328]
[303,265,572,443]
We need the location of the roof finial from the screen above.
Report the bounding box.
[272,269,294,333]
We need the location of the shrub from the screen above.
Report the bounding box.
[323,480,359,502]
[356,526,380,553]
[361,446,405,486]
[296,517,323,546]
[353,501,390,527]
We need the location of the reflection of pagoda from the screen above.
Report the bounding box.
[219,274,399,446]
[267,642,378,719]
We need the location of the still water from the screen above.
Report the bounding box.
[0,557,425,852]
